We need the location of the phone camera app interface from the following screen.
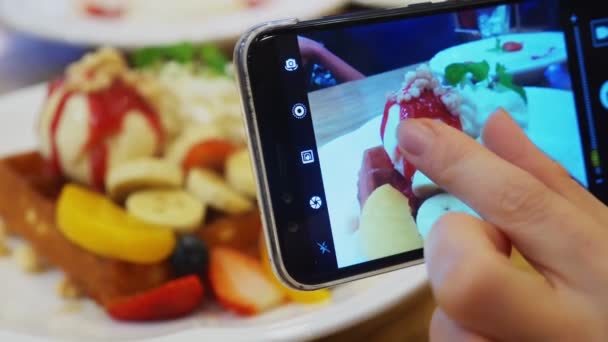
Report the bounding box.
[297,0,590,268]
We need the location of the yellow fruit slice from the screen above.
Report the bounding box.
[259,237,331,304]
[359,184,423,260]
[126,189,206,232]
[56,184,176,264]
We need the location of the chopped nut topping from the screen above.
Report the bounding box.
[65,47,128,93]
[25,208,38,225]
[57,277,83,300]
[14,244,47,273]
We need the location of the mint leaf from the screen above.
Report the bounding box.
[444,61,490,86]
[496,63,527,103]
[445,63,468,86]
[130,43,228,75]
[131,47,163,68]
[488,38,503,53]
[200,44,228,75]
[164,42,195,64]
[468,61,490,81]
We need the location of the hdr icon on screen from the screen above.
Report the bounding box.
[301,150,315,164]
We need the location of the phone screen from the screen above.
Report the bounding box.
[245,0,608,284]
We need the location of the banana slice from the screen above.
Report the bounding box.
[359,184,423,260]
[187,168,254,214]
[412,171,441,199]
[106,158,183,199]
[126,189,205,232]
[416,193,480,240]
[225,148,257,198]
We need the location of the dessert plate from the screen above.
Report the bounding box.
[0,0,348,48]
[319,87,585,268]
[429,32,568,82]
[0,85,427,341]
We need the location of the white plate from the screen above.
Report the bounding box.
[429,32,568,81]
[319,87,586,268]
[0,0,348,48]
[0,84,428,341]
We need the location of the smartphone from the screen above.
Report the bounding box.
[235,0,608,289]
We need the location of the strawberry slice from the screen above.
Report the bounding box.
[106,275,204,321]
[502,41,523,52]
[209,247,285,315]
[182,140,237,173]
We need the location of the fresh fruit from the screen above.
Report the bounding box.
[359,184,423,260]
[259,237,331,304]
[502,41,523,52]
[187,168,253,214]
[105,158,182,200]
[106,275,204,321]
[165,124,226,166]
[170,235,210,279]
[416,193,479,240]
[197,211,262,256]
[126,189,205,232]
[381,65,462,183]
[412,170,441,200]
[209,247,285,315]
[182,139,237,173]
[56,184,176,264]
[225,148,257,198]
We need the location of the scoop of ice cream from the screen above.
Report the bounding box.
[38,48,183,189]
[39,87,161,188]
[458,83,528,138]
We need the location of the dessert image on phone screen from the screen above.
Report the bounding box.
[299,0,588,268]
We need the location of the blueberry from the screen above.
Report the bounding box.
[170,235,209,279]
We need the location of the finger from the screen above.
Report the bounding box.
[482,109,608,224]
[425,212,570,341]
[398,118,600,276]
[430,309,491,342]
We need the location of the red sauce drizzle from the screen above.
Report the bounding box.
[48,79,164,191]
[379,88,463,211]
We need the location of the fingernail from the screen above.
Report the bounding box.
[398,120,434,156]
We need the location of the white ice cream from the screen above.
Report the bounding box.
[39,90,159,185]
[458,83,528,138]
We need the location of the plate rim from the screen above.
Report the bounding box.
[429,31,568,76]
[0,0,349,48]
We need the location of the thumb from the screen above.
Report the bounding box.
[425,212,570,341]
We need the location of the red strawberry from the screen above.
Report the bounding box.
[106,275,204,321]
[503,41,523,52]
[209,247,285,316]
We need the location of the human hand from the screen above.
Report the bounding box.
[297,36,325,66]
[398,109,608,341]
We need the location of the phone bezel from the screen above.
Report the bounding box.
[235,0,598,290]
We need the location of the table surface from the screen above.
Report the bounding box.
[310,63,422,147]
[0,16,437,342]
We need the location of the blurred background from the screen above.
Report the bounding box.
[0,0,568,94]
